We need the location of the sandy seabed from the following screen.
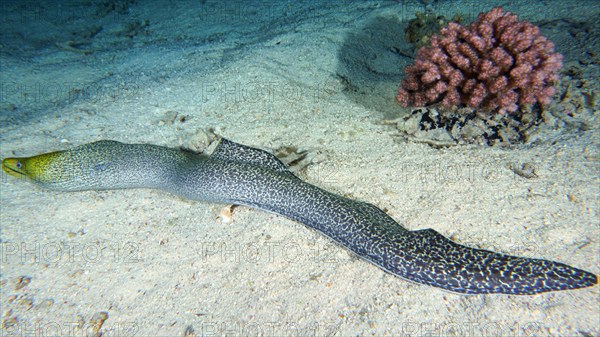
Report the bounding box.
[0,1,598,336]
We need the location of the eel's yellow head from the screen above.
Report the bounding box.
[2,151,65,186]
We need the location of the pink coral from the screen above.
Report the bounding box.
[396,7,563,113]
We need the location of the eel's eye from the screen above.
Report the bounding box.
[16,161,22,169]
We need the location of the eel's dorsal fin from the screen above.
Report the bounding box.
[211,138,295,176]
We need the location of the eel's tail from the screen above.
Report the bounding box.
[382,229,597,295]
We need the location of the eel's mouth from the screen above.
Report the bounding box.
[2,158,27,178]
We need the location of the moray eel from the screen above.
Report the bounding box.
[2,139,597,295]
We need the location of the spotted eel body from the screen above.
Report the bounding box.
[2,139,597,294]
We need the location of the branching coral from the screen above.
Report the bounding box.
[396,7,563,114]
